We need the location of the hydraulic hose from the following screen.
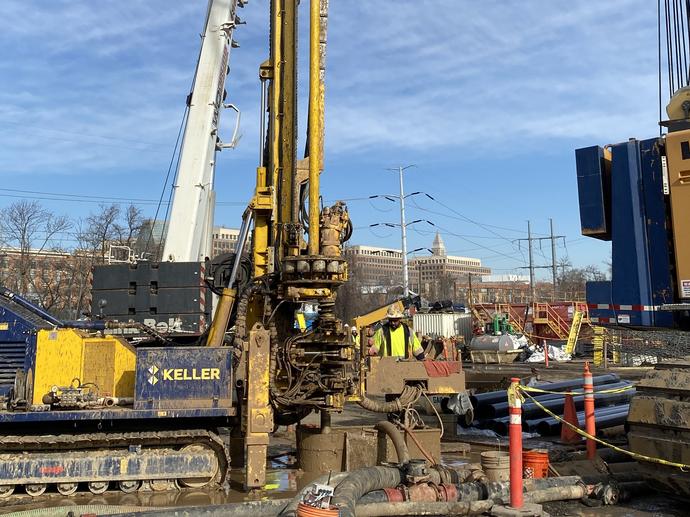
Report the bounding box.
[331,466,402,517]
[355,500,494,517]
[374,421,410,464]
[524,484,588,504]
[358,385,421,413]
[359,475,585,505]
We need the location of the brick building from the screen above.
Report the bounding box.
[344,233,491,297]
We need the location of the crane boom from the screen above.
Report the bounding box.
[161,0,242,262]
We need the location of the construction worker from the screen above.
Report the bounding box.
[368,305,425,360]
[351,326,360,346]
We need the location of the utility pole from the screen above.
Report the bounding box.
[550,218,558,301]
[514,220,566,303]
[527,221,535,303]
[386,165,416,297]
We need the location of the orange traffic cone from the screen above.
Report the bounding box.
[560,393,581,443]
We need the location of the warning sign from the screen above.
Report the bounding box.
[682,280,690,298]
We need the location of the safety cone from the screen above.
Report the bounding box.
[560,393,581,443]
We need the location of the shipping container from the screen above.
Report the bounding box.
[413,312,473,345]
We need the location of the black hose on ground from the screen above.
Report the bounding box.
[374,420,411,464]
[332,466,403,517]
[358,385,421,413]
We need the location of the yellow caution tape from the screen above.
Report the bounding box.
[520,384,634,397]
[506,379,524,407]
[517,386,690,471]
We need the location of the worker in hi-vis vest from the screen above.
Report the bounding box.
[368,305,425,360]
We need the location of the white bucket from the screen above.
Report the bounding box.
[480,451,510,482]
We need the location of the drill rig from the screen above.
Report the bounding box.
[205,0,357,488]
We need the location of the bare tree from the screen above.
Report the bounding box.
[557,259,605,300]
[81,204,121,260]
[115,204,144,248]
[0,200,71,295]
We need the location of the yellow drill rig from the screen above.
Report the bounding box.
[204,0,357,488]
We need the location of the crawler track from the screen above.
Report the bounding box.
[0,429,229,498]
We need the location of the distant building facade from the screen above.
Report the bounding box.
[344,233,491,298]
[409,233,491,295]
[212,226,241,256]
[344,245,403,286]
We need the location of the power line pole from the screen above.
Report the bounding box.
[550,218,558,301]
[514,220,566,303]
[528,221,535,302]
[386,165,416,297]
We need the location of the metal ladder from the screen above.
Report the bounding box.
[565,310,584,355]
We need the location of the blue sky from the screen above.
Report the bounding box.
[0,1,660,277]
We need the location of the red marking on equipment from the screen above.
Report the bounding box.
[40,465,64,475]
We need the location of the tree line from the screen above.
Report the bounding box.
[0,200,153,319]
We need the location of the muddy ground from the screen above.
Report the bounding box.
[0,404,686,516]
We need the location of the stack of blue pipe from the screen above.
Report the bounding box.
[466,374,635,436]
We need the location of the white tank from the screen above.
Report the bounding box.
[469,333,527,353]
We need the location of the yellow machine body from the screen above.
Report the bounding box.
[664,129,690,299]
[32,329,136,405]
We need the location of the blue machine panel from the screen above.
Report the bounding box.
[0,294,53,396]
[134,347,233,410]
[639,138,675,326]
[580,138,677,327]
[610,140,653,326]
[576,145,611,240]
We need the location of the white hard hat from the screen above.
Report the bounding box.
[386,305,404,319]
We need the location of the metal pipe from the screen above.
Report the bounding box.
[62,320,106,331]
[307,0,321,256]
[0,287,62,326]
[227,209,252,288]
[259,79,266,165]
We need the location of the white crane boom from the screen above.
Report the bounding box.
[162,0,242,262]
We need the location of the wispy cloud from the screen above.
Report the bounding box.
[323,0,657,154]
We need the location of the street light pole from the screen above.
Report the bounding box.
[387,165,416,297]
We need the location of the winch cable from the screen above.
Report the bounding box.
[143,107,188,260]
[661,0,690,106]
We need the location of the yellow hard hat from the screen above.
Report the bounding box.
[386,305,404,319]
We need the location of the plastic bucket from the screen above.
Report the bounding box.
[480,451,510,482]
[297,502,340,517]
[523,448,549,478]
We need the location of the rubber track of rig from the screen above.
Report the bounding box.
[0,429,229,483]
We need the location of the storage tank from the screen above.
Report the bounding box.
[467,333,528,364]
